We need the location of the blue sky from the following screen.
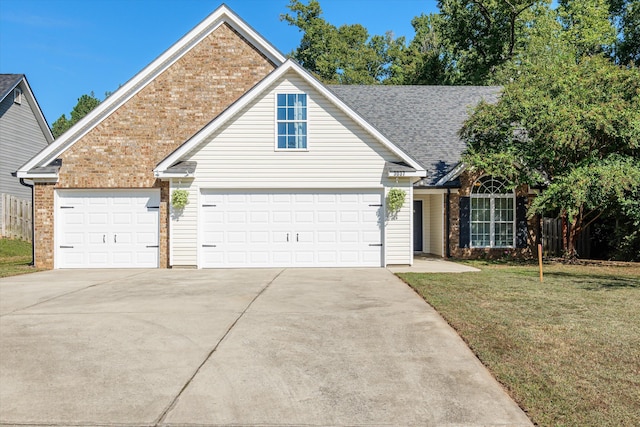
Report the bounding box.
[0,0,438,125]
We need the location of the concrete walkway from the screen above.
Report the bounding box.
[388,256,481,273]
[0,268,530,426]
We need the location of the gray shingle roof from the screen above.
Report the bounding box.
[328,85,500,185]
[0,74,24,101]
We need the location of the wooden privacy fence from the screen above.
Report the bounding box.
[542,217,591,258]
[1,194,32,242]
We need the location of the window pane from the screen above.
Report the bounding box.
[276,93,307,149]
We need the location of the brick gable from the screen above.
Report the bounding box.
[57,23,275,188]
[34,23,276,268]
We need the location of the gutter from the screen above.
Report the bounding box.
[17,176,35,266]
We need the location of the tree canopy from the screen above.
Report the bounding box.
[461,56,640,257]
[51,92,101,138]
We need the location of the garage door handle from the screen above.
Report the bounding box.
[369,204,383,207]
[59,245,74,249]
[114,234,117,243]
[146,245,159,248]
[287,233,289,242]
[202,244,217,247]
[369,243,383,247]
[103,235,106,243]
[60,206,75,209]
[202,204,217,207]
[296,233,299,242]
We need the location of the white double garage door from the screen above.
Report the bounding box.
[56,189,383,268]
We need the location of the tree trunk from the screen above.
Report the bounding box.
[560,212,578,259]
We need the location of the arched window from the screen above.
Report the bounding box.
[471,177,515,248]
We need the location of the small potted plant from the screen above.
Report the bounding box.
[171,189,189,210]
[386,188,406,217]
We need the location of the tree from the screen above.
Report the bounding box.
[436,0,543,84]
[558,0,616,58]
[52,92,101,138]
[391,13,458,85]
[461,56,640,257]
[281,0,391,84]
[610,0,640,64]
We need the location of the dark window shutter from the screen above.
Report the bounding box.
[516,196,528,248]
[459,197,470,248]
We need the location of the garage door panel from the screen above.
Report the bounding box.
[318,231,337,243]
[136,232,156,245]
[317,211,336,223]
[88,213,108,225]
[272,211,292,223]
[250,231,269,243]
[272,251,292,264]
[200,190,383,268]
[250,211,269,223]
[57,190,159,268]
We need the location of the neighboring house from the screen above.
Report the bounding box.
[16,5,535,269]
[0,74,54,236]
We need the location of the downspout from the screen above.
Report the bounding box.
[18,178,35,266]
[446,189,451,258]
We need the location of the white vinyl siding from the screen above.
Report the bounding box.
[429,194,444,256]
[170,72,412,267]
[169,181,198,266]
[384,182,413,265]
[182,73,402,187]
[414,191,445,257]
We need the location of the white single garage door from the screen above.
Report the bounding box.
[200,190,383,268]
[56,190,160,268]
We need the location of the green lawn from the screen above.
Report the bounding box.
[0,238,41,278]
[399,262,640,427]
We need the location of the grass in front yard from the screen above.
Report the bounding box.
[399,262,640,427]
[0,238,40,278]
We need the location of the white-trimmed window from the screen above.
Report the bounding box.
[276,93,307,149]
[470,177,515,247]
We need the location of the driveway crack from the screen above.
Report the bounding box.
[153,268,285,426]
[0,270,151,317]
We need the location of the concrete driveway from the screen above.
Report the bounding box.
[0,268,532,426]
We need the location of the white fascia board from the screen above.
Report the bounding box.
[17,4,285,175]
[156,60,426,175]
[154,172,196,180]
[15,171,58,180]
[434,163,467,186]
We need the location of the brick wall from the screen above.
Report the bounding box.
[34,23,276,268]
